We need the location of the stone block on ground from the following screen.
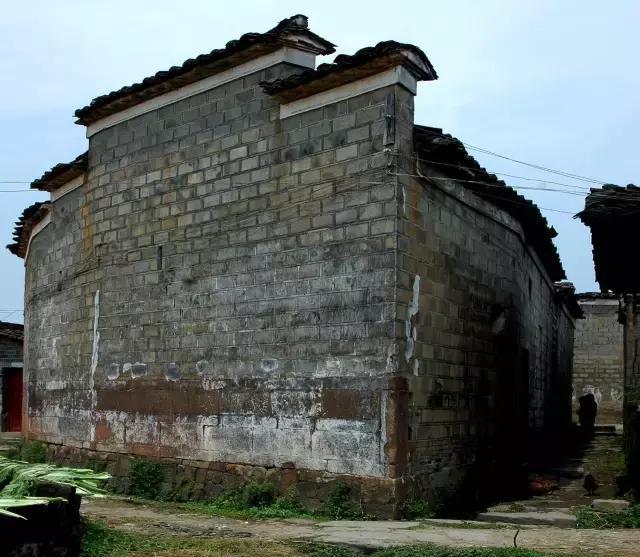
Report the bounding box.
[476,511,577,528]
[591,499,631,512]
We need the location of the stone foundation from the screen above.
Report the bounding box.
[40,441,401,517]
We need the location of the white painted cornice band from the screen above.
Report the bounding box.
[24,212,51,264]
[279,65,417,119]
[51,174,85,202]
[86,47,316,138]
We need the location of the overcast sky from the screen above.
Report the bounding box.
[1,1,638,324]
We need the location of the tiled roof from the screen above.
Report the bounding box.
[414,125,566,282]
[261,41,437,102]
[74,15,335,126]
[553,281,583,319]
[576,292,620,300]
[576,184,640,223]
[30,152,88,192]
[6,202,51,258]
[0,321,23,342]
[577,184,640,293]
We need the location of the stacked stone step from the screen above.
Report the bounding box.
[0,433,22,458]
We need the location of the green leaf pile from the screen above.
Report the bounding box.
[0,497,55,520]
[0,456,110,520]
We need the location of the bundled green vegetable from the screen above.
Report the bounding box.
[0,497,55,520]
[0,456,110,498]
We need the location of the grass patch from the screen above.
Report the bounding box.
[81,521,581,557]
[81,519,301,557]
[323,481,369,520]
[576,503,640,528]
[400,499,435,519]
[181,486,322,520]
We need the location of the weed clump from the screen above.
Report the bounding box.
[400,498,435,519]
[323,481,366,520]
[576,503,640,528]
[128,459,162,500]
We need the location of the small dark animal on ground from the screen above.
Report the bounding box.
[584,473,598,496]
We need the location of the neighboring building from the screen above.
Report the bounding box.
[578,183,640,492]
[0,322,24,432]
[573,293,624,423]
[8,15,579,515]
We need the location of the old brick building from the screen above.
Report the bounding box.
[0,322,24,432]
[9,15,579,514]
[573,293,623,423]
[578,184,640,493]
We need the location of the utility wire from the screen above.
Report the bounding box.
[414,128,610,185]
[391,170,576,214]
[401,154,593,192]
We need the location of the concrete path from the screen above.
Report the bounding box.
[82,497,640,556]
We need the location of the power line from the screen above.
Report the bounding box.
[414,128,610,185]
[391,170,576,215]
[401,154,593,193]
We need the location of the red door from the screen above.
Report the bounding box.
[3,368,23,432]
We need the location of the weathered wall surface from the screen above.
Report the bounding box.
[21,49,575,514]
[0,336,24,430]
[24,59,405,507]
[573,297,623,422]
[395,157,575,507]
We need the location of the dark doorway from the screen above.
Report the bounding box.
[2,368,23,432]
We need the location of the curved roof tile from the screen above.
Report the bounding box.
[74,15,335,126]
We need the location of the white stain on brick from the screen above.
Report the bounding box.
[405,274,420,361]
[89,289,100,442]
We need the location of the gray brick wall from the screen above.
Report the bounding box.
[21,54,575,512]
[573,298,623,421]
[395,154,575,505]
[25,60,402,481]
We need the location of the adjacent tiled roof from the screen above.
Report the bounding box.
[30,152,87,192]
[577,184,640,293]
[261,41,437,102]
[576,184,640,223]
[0,322,23,342]
[74,15,335,126]
[414,125,566,282]
[553,281,583,319]
[6,202,51,258]
[576,292,620,300]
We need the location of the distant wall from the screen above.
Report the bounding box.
[0,335,23,431]
[573,296,623,422]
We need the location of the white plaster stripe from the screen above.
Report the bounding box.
[279,65,418,119]
[89,289,100,443]
[86,47,316,137]
[51,174,85,202]
[24,212,51,264]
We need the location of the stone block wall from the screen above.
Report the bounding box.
[395,160,576,507]
[21,45,575,514]
[24,57,407,506]
[573,296,623,422]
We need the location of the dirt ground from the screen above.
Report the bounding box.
[82,497,640,556]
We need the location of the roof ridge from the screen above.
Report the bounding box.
[261,40,437,99]
[75,15,335,126]
[31,152,88,192]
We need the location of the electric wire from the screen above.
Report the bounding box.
[413,127,609,185]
